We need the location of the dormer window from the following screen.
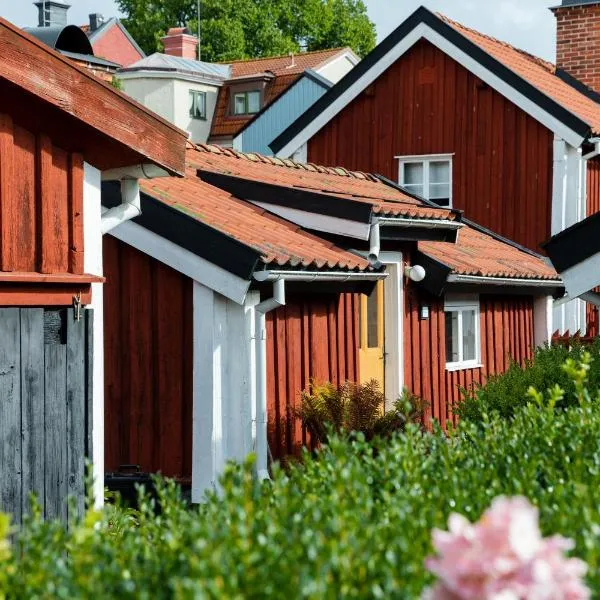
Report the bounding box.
[233,90,260,115]
[189,90,207,120]
[396,154,453,207]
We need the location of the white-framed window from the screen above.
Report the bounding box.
[396,154,453,207]
[233,90,261,115]
[444,296,481,371]
[189,90,207,120]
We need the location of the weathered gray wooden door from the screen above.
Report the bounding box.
[0,308,93,525]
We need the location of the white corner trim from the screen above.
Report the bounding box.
[534,295,554,347]
[251,200,371,240]
[107,217,251,305]
[277,22,585,157]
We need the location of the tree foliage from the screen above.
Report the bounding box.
[115,0,376,61]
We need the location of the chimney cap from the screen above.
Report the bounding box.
[552,0,600,8]
[164,27,194,37]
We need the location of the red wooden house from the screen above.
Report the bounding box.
[0,16,186,521]
[102,144,560,499]
[271,3,600,338]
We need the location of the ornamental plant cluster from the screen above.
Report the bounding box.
[0,357,599,598]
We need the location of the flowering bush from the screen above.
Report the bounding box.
[424,497,590,599]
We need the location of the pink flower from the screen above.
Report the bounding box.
[423,497,590,599]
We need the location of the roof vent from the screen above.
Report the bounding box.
[33,1,70,28]
[89,13,105,32]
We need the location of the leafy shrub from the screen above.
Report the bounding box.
[1,360,600,598]
[456,337,600,423]
[297,379,425,442]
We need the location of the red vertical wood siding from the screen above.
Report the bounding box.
[0,114,84,276]
[266,293,359,460]
[307,39,553,253]
[404,287,534,426]
[586,158,600,336]
[103,236,194,478]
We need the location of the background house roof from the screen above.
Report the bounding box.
[119,52,231,81]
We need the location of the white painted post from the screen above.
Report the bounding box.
[83,163,105,508]
[534,296,554,347]
[551,138,567,236]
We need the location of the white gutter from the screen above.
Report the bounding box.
[583,137,600,160]
[377,217,463,230]
[447,274,562,287]
[253,270,387,283]
[100,164,169,235]
[254,279,286,481]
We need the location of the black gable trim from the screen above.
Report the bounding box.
[197,170,373,223]
[555,68,600,105]
[102,181,261,280]
[542,211,600,273]
[270,6,590,154]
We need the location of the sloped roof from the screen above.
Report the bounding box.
[211,48,352,139]
[420,226,560,281]
[188,144,455,221]
[119,52,230,80]
[439,14,600,135]
[140,165,371,271]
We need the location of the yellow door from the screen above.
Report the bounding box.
[359,280,385,392]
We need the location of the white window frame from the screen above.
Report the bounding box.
[444,295,482,372]
[189,90,207,120]
[233,90,261,115]
[396,153,454,207]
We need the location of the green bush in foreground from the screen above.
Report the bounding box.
[1,359,599,599]
[456,338,600,423]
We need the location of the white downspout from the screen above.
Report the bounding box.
[254,279,285,480]
[368,221,380,266]
[100,164,169,234]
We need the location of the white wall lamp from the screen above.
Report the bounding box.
[404,264,426,282]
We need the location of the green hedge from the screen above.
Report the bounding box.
[455,338,600,423]
[1,360,600,598]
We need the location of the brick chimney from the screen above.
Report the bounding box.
[553,0,600,93]
[34,1,70,27]
[161,27,199,60]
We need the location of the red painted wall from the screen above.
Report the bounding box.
[103,236,194,479]
[266,293,360,459]
[307,39,553,253]
[404,285,534,426]
[91,23,144,67]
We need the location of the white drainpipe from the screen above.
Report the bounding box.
[368,221,380,266]
[254,278,285,480]
[100,164,169,234]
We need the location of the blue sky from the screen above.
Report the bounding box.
[0,0,557,61]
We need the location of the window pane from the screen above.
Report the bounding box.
[462,309,477,362]
[198,92,206,117]
[430,160,450,183]
[367,284,379,348]
[445,311,460,363]
[247,91,260,113]
[189,91,196,117]
[404,162,424,185]
[234,94,246,114]
[403,183,424,198]
[429,183,451,206]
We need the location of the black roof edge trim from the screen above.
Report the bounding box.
[541,211,600,272]
[376,174,464,222]
[555,68,600,106]
[102,181,261,280]
[413,250,453,297]
[197,169,374,224]
[270,5,590,154]
[446,281,565,298]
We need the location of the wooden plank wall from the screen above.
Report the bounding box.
[266,293,359,460]
[404,288,534,427]
[0,114,84,275]
[0,307,91,525]
[307,39,553,253]
[103,236,194,479]
[585,158,600,336]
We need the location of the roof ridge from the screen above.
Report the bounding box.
[191,143,381,182]
[220,47,349,65]
[437,12,556,73]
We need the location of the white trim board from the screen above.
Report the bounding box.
[276,22,586,157]
[108,217,251,305]
[560,252,600,300]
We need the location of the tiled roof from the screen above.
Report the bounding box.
[188,144,455,221]
[420,226,560,281]
[211,73,300,137]
[439,14,600,134]
[227,48,350,77]
[140,165,371,271]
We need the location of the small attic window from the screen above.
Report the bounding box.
[233,90,261,115]
[189,90,207,120]
[396,154,453,207]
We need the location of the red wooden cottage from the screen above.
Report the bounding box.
[0,17,186,522]
[270,3,600,338]
[101,144,560,499]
